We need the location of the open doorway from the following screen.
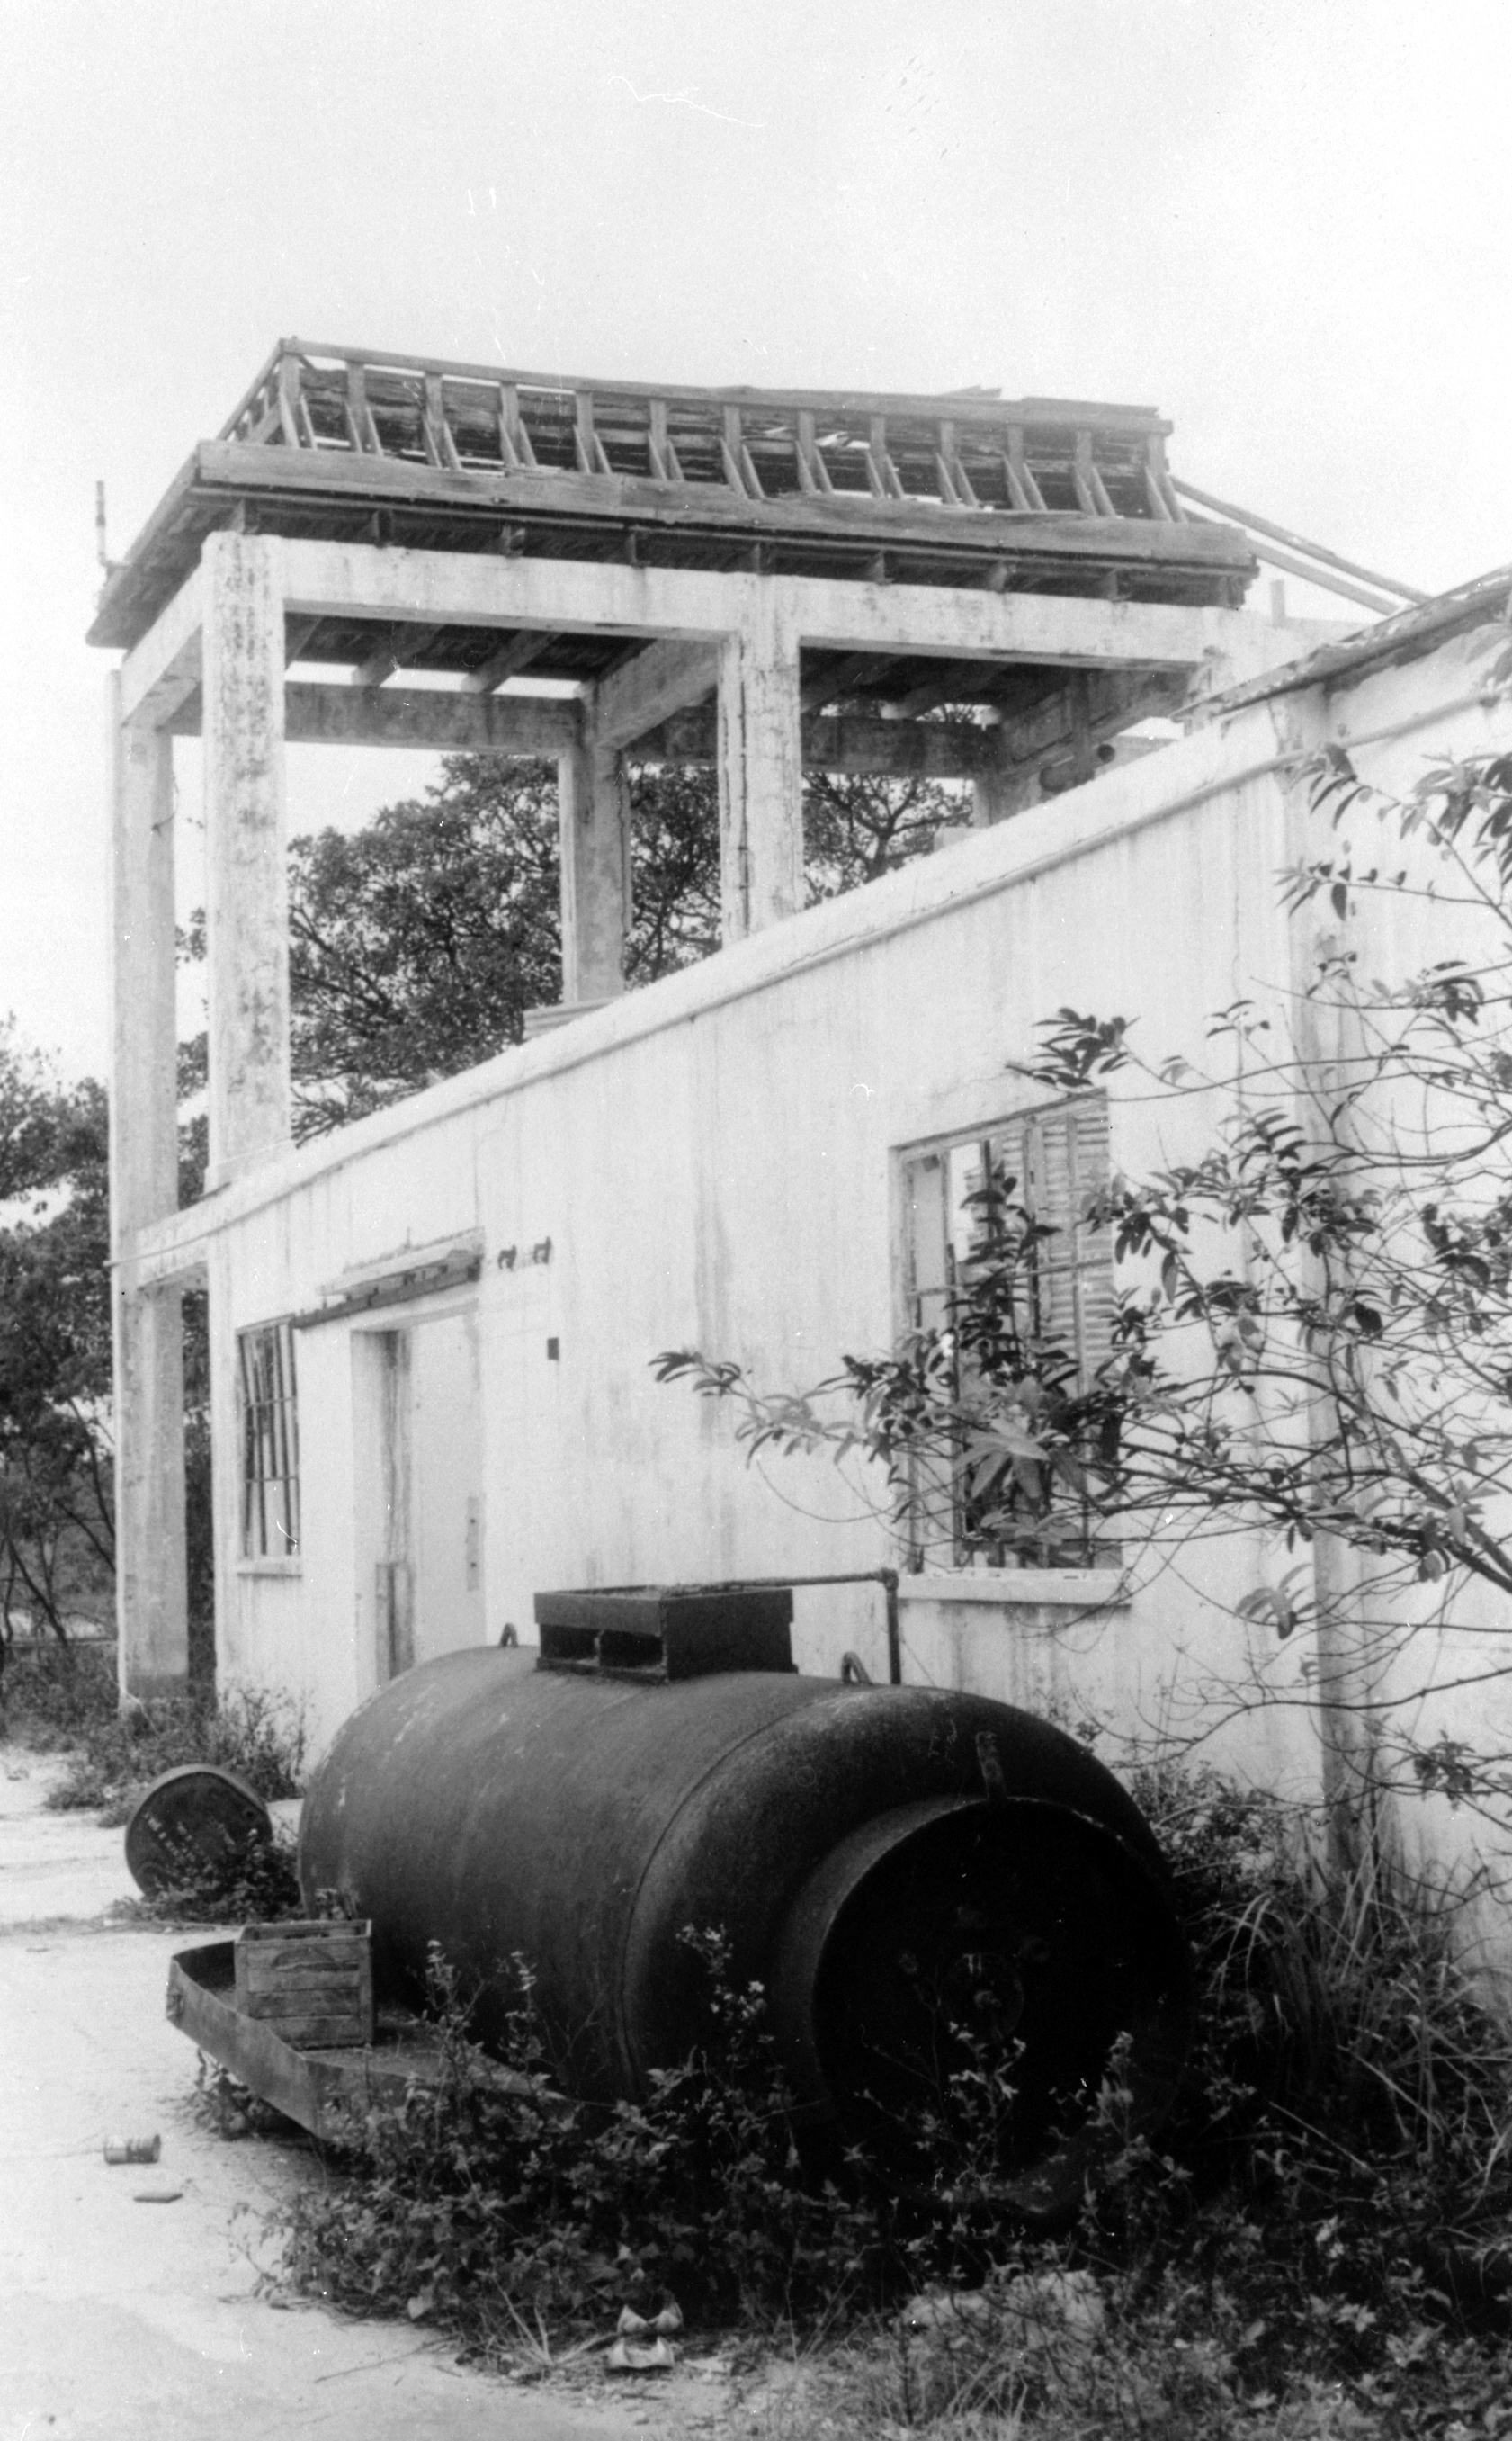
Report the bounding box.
[353,1305,484,1685]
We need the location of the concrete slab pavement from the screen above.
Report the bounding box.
[0,1748,699,2441]
[0,1751,137,1925]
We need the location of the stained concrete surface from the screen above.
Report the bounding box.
[0,1750,685,2441]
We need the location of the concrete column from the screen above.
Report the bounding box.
[971,766,1040,826]
[717,593,803,941]
[201,531,291,1188]
[112,1284,189,1697]
[556,733,631,1003]
[108,680,188,1696]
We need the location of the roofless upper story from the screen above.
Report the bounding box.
[96,337,1344,1228]
[89,337,1258,663]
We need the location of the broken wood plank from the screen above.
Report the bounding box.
[1169,478,1427,604]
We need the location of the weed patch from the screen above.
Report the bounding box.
[114,1821,305,1926]
[263,1772,1512,2428]
[47,1683,306,1824]
[278,1934,894,2346]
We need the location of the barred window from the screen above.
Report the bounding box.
[901,1095,1116,1568]
[238,1320,300,1560]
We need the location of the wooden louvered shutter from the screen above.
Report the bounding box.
[985,1095,1113,1386]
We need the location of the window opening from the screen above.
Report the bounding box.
[902,1096,1117,1569]
[238,1320,300,1559]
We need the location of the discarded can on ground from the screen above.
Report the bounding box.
[300,1588,1194,2221]
[103,2134,161,2164]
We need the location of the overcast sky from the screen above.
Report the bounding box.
[4,0,1511,1080]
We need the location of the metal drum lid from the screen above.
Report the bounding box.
[124,1764,273,1895]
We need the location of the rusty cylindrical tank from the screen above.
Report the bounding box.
[299,1632,1191,2219]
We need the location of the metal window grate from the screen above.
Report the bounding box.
[238,1320,300,1559]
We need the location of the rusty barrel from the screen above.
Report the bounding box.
[299,1643,1191,2217]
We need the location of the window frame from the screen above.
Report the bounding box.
[893,1090,1118,1575]
[237,1317,301,1566]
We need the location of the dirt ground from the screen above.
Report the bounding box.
[0,1749,726,2441]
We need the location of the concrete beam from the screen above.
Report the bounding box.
[972,668,1189,823]
[719,594,803,940]
[118,564,203,728]
[275,537,1280,671]
[591,640,719,751]
[645,706,1001,779]
[201,532,291,1189]
[166,682,583,756]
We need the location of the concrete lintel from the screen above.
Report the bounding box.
[120,1236,210,1295]
[166,681,583,757]
[274,535,1279,670]
[118,564,204,729]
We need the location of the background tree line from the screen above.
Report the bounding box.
[3,759,962,1651]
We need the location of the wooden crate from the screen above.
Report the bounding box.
[233,1919,373,2050]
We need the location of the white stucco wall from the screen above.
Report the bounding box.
[139,626,1512,1843]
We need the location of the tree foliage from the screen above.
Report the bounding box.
[658,720,1512,1829]
[181,755,964,1144]
[0,1024,114,1643]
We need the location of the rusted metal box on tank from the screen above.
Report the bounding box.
[534,1583,794,1680]
[233,1919,374,2049]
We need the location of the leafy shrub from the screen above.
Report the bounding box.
[47,1683,306,1825]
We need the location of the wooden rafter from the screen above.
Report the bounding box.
[461,630,555,696]
[352,622,444,689]
[798,651,902,714]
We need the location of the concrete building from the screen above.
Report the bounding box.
[93,345,1512,1907]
